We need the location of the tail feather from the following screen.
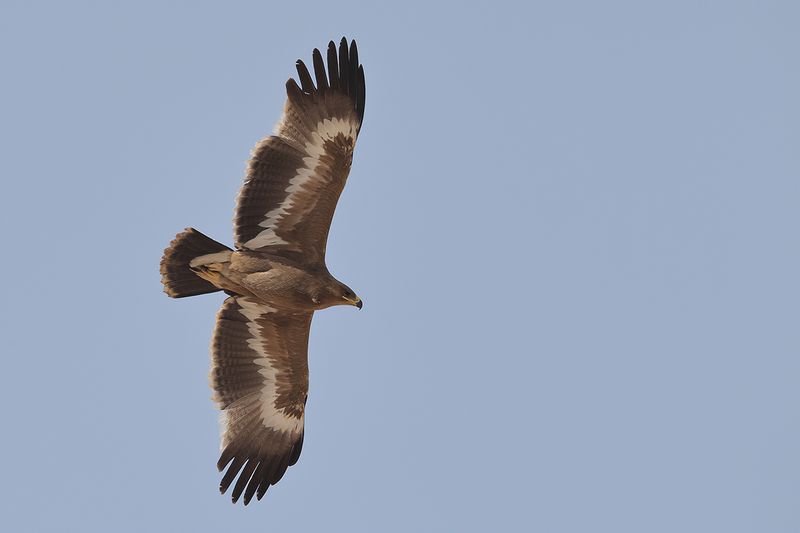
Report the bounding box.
[160,228,232,298]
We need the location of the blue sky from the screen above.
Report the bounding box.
[1,1,798,531]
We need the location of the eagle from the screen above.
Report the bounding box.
[159,38,366,505]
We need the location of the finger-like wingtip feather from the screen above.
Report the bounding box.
[256,478,270,501]
[312,48,329,91]
[286,78,303,102]
[327,40,339,89]
[349,40,359,95]
[338,37,350,95]
[217,446,236,472]
[356,65,366,127]
[295,60,315,93]
[220,456,246,495]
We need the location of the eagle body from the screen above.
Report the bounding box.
[159,38,366,505]
[192,249,358,311]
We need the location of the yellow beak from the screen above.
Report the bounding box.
[344,296,363,309]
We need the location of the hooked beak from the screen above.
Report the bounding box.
[344,296,363,309]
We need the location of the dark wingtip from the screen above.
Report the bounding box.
[217,446,235,472]
[288,432,304,466]
[327,40,339,89]
[295,59,315,93]
[286,37,364,128]
[230,459,258,504]
[349,40,359,92]
[356,65,366,128]
[338,38,350,95]
[243,463,267,505]
[286,78,303,102]
[219,456,245,495]
[312,48,328,91]
[256,480,270,501]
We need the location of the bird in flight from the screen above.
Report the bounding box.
[160,37,365,505]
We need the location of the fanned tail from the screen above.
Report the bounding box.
[160,228,232,298]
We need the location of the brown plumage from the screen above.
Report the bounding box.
[159,37,366,505]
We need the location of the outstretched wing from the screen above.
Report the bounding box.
[234,37,366,267]
[211,296,312,504]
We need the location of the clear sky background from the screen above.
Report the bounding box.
[1,1,798,531]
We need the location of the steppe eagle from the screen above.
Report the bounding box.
[159,37,365,505]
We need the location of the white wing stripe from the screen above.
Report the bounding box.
[237,298,303,434]
[244,117,356,250]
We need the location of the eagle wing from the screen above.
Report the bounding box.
[211,296,312,504]
[234,38,366,267]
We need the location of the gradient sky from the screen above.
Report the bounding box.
[1,1,798,531]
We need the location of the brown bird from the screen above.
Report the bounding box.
[159,37,365,505]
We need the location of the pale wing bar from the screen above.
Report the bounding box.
[211,296,312,504]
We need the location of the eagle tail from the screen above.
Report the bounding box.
[160,228,232,298]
